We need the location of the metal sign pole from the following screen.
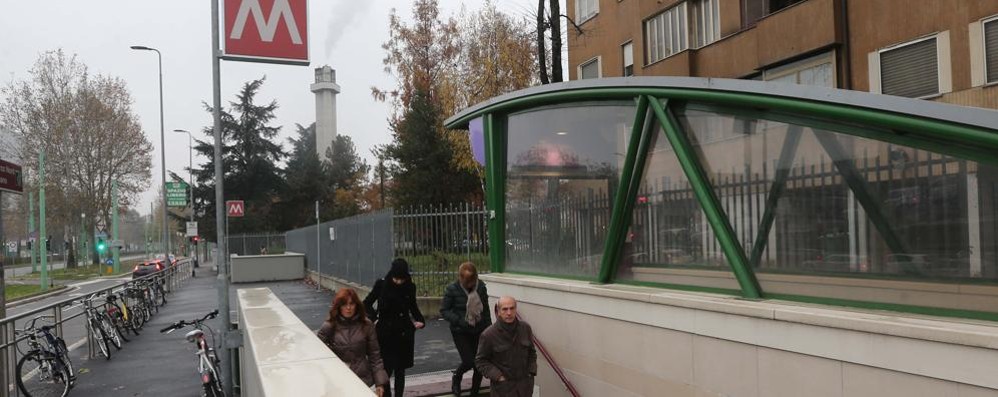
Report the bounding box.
[210,1,232,395]
[315,201,320,290]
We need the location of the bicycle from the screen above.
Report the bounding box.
[106,293,139,338]
[15,315,76,397]
[160,310,224,397]
[82,294,114,360]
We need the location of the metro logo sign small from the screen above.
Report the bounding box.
[223,0,309,65]
[226,200,245,218]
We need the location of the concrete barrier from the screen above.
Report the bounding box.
[231,253,305,283]
[238,287,375,397]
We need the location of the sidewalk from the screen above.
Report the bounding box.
[66,269,224,396]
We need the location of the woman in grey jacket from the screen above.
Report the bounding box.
[318,288,389,396]
[440,262,492,396]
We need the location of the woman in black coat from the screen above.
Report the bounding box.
[364,258,425,397]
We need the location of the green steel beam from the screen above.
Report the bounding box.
[812,130,909,256]
[597,96,650,283]
[649,97,762,299]
[444,88,998,156]
[483,114,506,273]
[749,125,803,268]
[682,102,998,167]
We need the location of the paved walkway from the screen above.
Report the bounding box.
[66,269,224,397]
[56,271,477,396]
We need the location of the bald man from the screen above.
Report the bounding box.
[475,296,537,397]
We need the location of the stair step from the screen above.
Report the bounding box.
[401,370,491,397]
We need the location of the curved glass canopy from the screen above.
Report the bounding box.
[445,77,998,321]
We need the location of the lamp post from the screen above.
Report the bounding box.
[174,128,196,266]
[130,45,170,261]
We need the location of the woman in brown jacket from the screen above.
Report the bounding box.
[317,288,389,396]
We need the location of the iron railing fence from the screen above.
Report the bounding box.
[286,204,489,297]
[226,233,287,256]
[394,203,489,296]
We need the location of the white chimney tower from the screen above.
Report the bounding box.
[311,65,340,160]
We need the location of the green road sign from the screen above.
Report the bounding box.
[166,181,189,207]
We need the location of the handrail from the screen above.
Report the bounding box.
[0,257,195,397]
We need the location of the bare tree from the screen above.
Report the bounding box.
[537,0,550,84]
[1,50,153,264]
[549,0,563,82]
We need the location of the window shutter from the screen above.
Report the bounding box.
[986,19,998,83]
[880,38,938,98]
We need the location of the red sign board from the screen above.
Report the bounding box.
[0,160,23,195]
[226,200,245,217]
[223,0,309,65]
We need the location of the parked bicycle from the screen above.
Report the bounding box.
[83,292,122,360]
[160,310,224,397]
[105,292,140,339]
[15,315,76,397]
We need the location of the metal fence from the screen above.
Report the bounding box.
[394,203,489,296]
[226,233,286,256]
[287,209,395,289]
[285,203,489,297]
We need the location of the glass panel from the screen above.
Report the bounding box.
[505,103,635,278]
[675,104,998,292]
[615,116,733,291]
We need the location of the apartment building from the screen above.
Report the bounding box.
[567,0,998,109]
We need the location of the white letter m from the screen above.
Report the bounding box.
[230,0,303,44]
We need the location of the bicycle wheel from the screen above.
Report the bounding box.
[16,351,71,397]
[89,319,111,360]
[202,371,225,397]
[54,338,74,381]
[110,310,131,342]
[100,315,122,349]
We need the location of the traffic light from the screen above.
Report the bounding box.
[97,238,107,253]
[191,236,200,244]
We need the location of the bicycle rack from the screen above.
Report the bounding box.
[0,258,196,397]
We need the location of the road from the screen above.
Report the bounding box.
[4,253,148,278]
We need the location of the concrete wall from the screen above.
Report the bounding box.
[482,273,998,397]
[237,287,374,397]
[231,253,305,283]
[306,271,444,320]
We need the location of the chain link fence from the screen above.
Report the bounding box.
[226,233,287,256]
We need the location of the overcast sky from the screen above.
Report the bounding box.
[0,0,558,216]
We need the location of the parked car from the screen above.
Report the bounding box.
[155,254,178,266]
[132,259,166,278]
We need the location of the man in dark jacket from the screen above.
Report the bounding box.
[440,262,492,396]
[475,296,537,397]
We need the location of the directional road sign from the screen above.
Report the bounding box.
[166,182,189,207]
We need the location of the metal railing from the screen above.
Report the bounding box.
[0,259,195,397]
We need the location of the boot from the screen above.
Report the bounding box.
[452,371,463,396]
[470,372,483,396]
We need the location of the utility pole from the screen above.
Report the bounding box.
[29,192,35,273]
[112,180,120,273]
[210,1,232,394]
[39,151,48,291]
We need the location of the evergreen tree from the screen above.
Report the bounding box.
[323,135,370,219]
[274,123,325,230]
[192,77,286,239]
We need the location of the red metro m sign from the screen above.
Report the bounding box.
[223,0,309,65]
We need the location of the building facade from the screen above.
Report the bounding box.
[567,0,998,109]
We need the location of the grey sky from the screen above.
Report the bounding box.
[0,0,557,216]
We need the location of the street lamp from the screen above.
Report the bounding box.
[130,44,170,261]
[174,128,196,266]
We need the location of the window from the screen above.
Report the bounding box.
[763,52,835,88]
[879,37,939,98]
[579,57,601,79]
[645,4,688,64]
[741,0,805,27]
[576,0,599,24]
[690,0,720,48]
[505,103,635,279]
[622,42,634,76]
[986,18,998,84]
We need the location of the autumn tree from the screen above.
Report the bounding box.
[0,50,153,265]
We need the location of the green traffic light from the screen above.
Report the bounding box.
[97,239,107,252]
